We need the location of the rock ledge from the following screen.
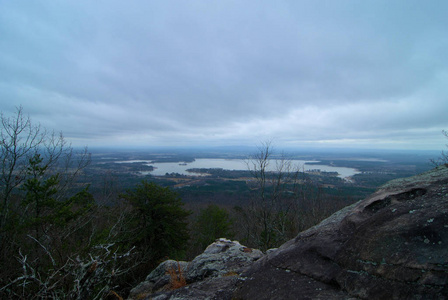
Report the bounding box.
[129,165,448,299]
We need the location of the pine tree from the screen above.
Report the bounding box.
[120,181,190,265]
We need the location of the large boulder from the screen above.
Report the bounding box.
[234,164,448,299]
[186,238,263,282]
[128,260,189,299]
[128,238,263,299]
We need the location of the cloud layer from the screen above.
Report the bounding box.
[0,0,447,149]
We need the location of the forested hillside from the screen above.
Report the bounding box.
[0,109,439,299]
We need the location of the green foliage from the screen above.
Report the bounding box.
[192,204,234,251]
[21,154,60,232]
[20,154,95,233]
[120,181,190,264]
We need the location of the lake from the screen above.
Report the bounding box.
[119,158,360,179]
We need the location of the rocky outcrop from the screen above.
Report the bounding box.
[129,165,448,299]
[186,238,263,282]
[234,164,448,299]
[128,260,189,299]
[128,239,263,299]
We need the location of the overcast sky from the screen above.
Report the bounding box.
[0,1,447,150]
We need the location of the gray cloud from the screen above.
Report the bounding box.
[0,0,447,149]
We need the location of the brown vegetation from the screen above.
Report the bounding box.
[167,261,187,290]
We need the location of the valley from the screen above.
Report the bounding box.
[82,147,437,207]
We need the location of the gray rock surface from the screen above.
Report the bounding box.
[186,238,263,282]
[128,260,189,299]
[234,165,448,299]
[128,239,263,299]
[148,276,240,300]
[129,165,448,299]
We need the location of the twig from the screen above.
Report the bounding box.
[27,234,56,266]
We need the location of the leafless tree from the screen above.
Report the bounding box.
[0,107,90,216]
[0,107,153,299]
[0,106,44,228]
[236,141,342,251]
[0,106,91,262]
[242,141,304,250]
[431,130,448,166]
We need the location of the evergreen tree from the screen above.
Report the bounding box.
[21,154,94,238]
[120,181,190,266]
[192,204,233,251]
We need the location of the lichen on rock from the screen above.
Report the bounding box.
[128,238,264,299]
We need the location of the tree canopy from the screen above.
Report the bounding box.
[192,204,233,252]
[120,181,190,265]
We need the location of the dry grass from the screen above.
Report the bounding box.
[104,290,123,300]
[136,293,150,300]
[223,271,239,277]
[166,261,187,290]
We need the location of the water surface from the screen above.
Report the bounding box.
[122,158,360,179]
